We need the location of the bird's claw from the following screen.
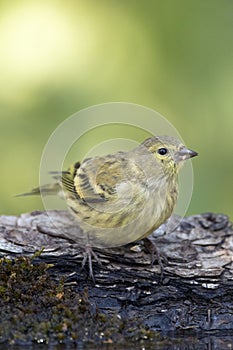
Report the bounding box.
[143,238,167,280]
[82,245,102,283]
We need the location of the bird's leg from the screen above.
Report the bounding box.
[143,238,167,279]
[82,245,102,283]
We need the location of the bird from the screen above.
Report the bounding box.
[19,135,198,280]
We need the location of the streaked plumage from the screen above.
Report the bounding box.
[19,135,198,280]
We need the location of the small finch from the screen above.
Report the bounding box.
[19,135,198,280]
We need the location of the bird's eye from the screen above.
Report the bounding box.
[158,148,168,155]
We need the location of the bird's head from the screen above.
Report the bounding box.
[142,135,198,175]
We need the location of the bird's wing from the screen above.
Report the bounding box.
[61,162,81,196]
[72,154,128,203]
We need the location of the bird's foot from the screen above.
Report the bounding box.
[143,238,168,280]
[82,245,102,283]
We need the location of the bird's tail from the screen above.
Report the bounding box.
[15,182,61,197]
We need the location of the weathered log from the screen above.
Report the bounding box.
[0,210,233,345]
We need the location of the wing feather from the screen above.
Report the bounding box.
[73,154,127,203]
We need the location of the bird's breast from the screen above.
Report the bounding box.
[65,173,178,248]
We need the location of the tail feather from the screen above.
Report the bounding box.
[16,182,61,197]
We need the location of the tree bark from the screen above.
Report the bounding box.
[0,210,233,334]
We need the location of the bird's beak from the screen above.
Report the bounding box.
[175,148,198,162]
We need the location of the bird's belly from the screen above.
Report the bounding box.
[66,188,175,249]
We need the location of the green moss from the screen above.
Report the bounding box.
[0,256,161,345]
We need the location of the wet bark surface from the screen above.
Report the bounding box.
[0,210,233,345]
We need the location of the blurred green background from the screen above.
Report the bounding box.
[0,0,232,219]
